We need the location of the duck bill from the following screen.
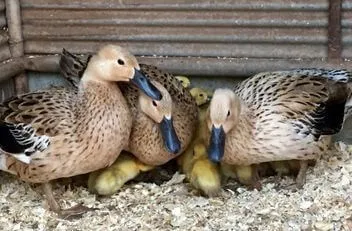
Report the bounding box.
[160,116,181,154]
[131,68,162,101]
[208,125,225,163]
[206,95,212,103]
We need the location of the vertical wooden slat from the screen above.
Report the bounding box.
[5,0,27,94]
[328,0,342,62]
[0,79,15,102]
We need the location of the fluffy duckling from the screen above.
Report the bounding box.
[269,159,317,181]
[60,49,197,195]
[0,122,50,164]
[88,152,153,195]
[190,87,212,106]
[178,87,211,174]
[220,163,261,190]
[188,143,221,196]
[207,69,351,188]
[0,45,161,218]
[177,87,221,196]
[175,76,191,89]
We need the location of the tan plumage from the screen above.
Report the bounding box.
[59,50,198,195]
[207,69,351,188]
[0,45,161,217]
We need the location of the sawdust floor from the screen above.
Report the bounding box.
[0,142,351,231]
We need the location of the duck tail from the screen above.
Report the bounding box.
[288,68,352,83]
[59,48,91,87]
[0,122,50,164]
[288,68,352,118]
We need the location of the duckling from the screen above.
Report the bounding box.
[59,49,197,195]
[188,143,221,196]
[190,87,212,106]
[0,44,161,218]
[175,76,191,89]
[177,87,221,196]
[269,159,317,181]
[0,122,50,164]
[177,87,211,174]
[88,152,154,195]
[207,69,351,188]
[220,163,261,190]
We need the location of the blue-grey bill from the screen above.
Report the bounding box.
[208,125,225,163]
[131,68,162,101]
[160,117,181,154]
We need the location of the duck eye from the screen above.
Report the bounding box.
[227,110,231,117]
[117,59,125,65]
[152,101,157,107]
[199,94,204,97]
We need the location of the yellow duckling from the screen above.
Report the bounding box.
[220,163,261,190]
[175,76,191,89]
[189,143,221,196]
[269,159,317,181]
[88,152,154,195]
[177,87,221,196]
[190,87,212,107]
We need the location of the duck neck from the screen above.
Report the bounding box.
[229,103,254,142]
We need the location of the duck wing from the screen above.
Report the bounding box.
[0,87,76,137]
[0,122,50,163]
[236,69,351,137]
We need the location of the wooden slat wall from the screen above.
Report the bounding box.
[0,0,15,102]
[343,0,352,59]
[0,0,9,62]
[8,0,350,77]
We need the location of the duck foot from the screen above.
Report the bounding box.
[296,160,308,189]
[246,180,262,191]
[58,204,96,220]
[42,182,95,219]
[247,165,262,191]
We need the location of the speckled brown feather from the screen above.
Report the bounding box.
[59,51,197,165]
[1,72,132,183]
[212,69,351,166]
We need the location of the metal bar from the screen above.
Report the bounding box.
[21,9,328,28]
[22,55,352,77]
[22,25,328,44]
[24,41,327,59]
[20,0,329,11]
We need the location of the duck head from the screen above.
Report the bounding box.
[207,89,241,163]
[84,44,161,101]
[139,81,181,154]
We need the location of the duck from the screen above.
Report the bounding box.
[86,79,179,196]
[0,122,50,164]
[59,49,198,195]
[177,87,221,196]
[0,44,162,218]
[207,68,352,188]
[175,76,191,89]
